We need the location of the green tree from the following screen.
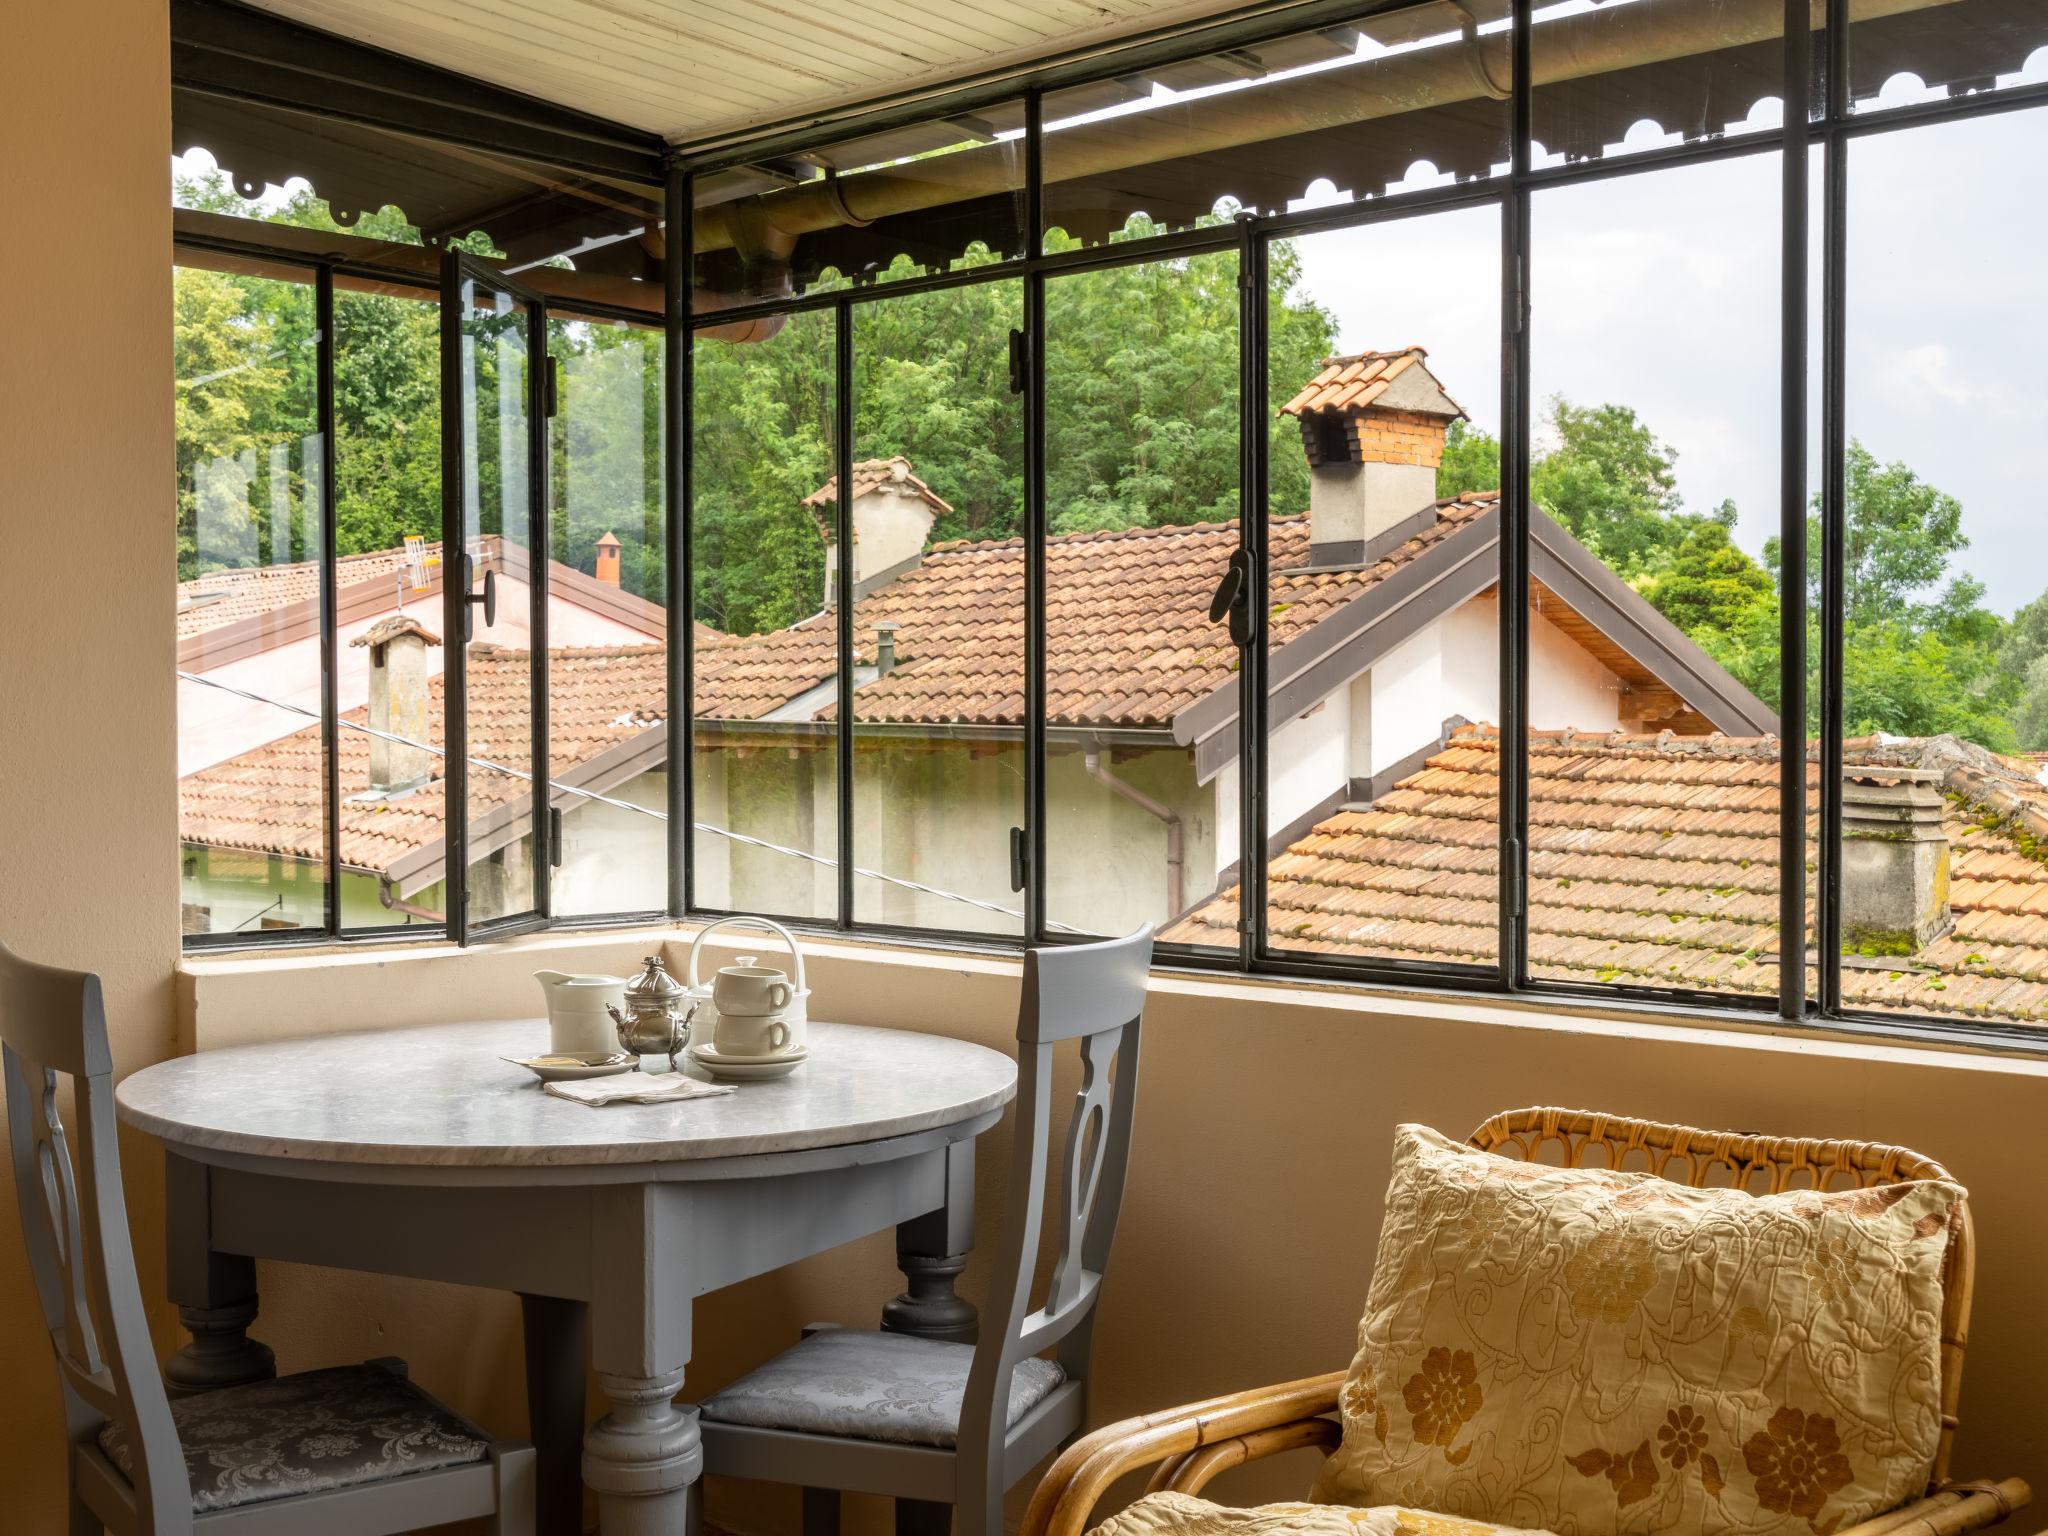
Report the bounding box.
[1762,442,2017,746]
[1531,397,1685,576]
[1644,512,1773,638]
[1436,419,1500,499]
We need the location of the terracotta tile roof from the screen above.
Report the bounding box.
[695,494,1499,727]
[180,644,667,886]
[799,456,954,518]
[1161,725,2048,1026]
[1278,347,1465,420]
[177,544,438,640]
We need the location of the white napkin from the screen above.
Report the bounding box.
[544,1071,734,1107]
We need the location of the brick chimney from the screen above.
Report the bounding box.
[594,530,622,587]
[803,456,954,604]
[1279,348,1465,569]
[351,614,440,794]
[1841,767,1952,954]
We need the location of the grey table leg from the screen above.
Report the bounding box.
[583,1187,699,1536]
[881,1139,977,1343]
[163,1152,275,1396]
[883,1141,976,1536]
[521,1293,589,1536]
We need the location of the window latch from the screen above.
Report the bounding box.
[1007,328,1027,395]
[549,806,564,868]
[462,553,497,642]
[544,355,560,418]
[1008,825,1028,893]
[1207,547,1257,649]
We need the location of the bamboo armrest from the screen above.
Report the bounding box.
[1838,1480,2032,1536]
[1019,1372,1345,1536]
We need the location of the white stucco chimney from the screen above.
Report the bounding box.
[351,614,440,794]
[804,456,955,604]
[1279,348,1466,569]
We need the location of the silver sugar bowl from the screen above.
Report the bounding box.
[606,954,696,1072]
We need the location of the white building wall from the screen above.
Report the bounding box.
[553,771,668,917]
[1263,694,1353,840]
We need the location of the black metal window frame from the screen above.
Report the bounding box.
[173,0,2048,1055]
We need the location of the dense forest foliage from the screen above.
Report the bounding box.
[175,175,2045,749]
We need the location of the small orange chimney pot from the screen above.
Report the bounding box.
[594,531,622,587]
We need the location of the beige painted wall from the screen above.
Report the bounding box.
[0,1,180,1529]
[180,933,2048,1536]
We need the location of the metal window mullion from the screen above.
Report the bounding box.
[667,160,693,919]
[438,252,471,944]
[1818,0,1851,1014]
[1237,217,1267,976]
[1778,0,1813,1021]
[528,299,553,922]
[1023,90,1049,942]
[1498,0,1533,989]
[315,265,341,938]
[834,297,856,930]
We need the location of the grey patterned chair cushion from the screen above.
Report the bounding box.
[97,1364,490,1513]
[701,1329,1066,1449]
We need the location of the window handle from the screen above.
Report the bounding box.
[1009,826,1028,893]
[1208,548,1256,648]
[463,554,497,641]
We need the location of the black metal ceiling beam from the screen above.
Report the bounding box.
[170,0,666,185]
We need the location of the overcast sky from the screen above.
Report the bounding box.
[1291,100,2048,615]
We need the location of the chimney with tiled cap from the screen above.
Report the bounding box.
[351,614,440,794]
[803,456,955,605]
[1841,766,1951,954]
[594,531,622,587]
[1279,347,1467,569]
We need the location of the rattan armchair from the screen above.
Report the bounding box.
[1021,1108,2031,1536]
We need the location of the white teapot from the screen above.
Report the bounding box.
[686,916,811,1051]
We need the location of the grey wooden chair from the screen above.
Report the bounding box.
[695,926,1154,1536]
[0,940,534,1536]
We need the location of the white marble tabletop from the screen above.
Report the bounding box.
[116,1019,1016,1169]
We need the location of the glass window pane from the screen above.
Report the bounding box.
[1250,206,1502,973]
[693,102,1026,307]
[1042,250,1242,947]
[849,281,1026,936]
[1847,0,2048,116]
[691,310,840,922]
[1837,110,2048,1027]
[331,285,448,933]
[548,313,669,919]
[1530,0,1788,168]
[457,279,539,926]
[175,265,329,937]
[1043,3,1510,251]
[1529,154,1786,1000]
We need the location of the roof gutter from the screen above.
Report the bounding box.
[377,879,445,925]
[1084,749,1185,920]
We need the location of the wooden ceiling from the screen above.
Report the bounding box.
[240,0,1257,146]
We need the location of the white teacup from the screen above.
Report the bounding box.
[714,1010,794,1058]
[713,960,793,1018]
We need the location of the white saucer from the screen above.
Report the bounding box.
[688,1042,809,1081]
[502,1053,638,1083]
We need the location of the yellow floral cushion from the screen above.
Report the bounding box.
[1311,1124,1964,1536]
[1091,1491,1556,1536]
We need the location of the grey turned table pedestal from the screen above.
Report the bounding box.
[116,1019,1017,1536]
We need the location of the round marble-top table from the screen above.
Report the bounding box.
[118,1019,1017,1535]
